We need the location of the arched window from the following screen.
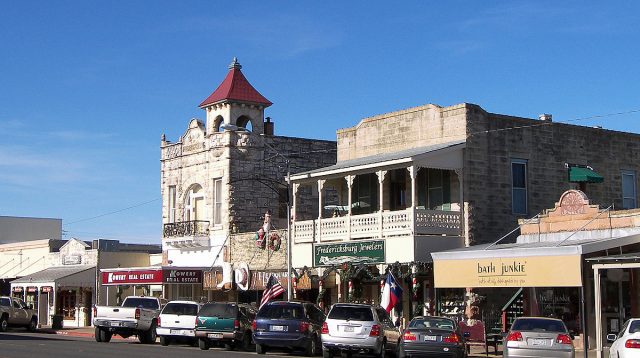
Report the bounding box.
[236,115,253,132]
[213,115,224,132]
[184,184,205,221]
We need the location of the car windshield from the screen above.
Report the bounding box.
[328,306,373,321]
[122,298,159,310]
[162,303,198,316]
[511,318,567,333]
[199,303,238,319]
[259,304,305,320]
[409,317,455,330]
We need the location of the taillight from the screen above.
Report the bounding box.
[135,308,141,320]
[251,320,257,331]
[556,334,572,345]
[507,331,523,342]
[403,330,417,341]
[234,319,240,330]
[370,324,381,337]
[300,321,310,333]
[625,339,640,348]
[195,316,199,326]
[442,333,461,343]
[157,316,161,327]
[321,322,329,334]
[92,306,97,317]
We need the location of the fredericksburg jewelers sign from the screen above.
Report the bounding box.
[313,240,385,267]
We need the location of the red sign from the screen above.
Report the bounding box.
[163,269,202,284]
[102,269,163,285]
[41,286,53,293]
[27,287,38,293]
[12,286,23,293]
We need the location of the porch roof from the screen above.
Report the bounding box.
[290,140,465,181]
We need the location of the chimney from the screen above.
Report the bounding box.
[538,113,552,121]
[264,116,274,135]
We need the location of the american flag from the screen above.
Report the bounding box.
[260,275,285,308]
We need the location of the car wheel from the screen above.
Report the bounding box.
[27,318,37,332]
[0,315,8,332]
[146,322,157,344]
[322,348,333,358]
[95,327,103,342]
[256,343,267,354]
[224,342,235,350]
[378,340,387,358]
[397,345,406,358]
[160,336,170,346]
[340,351,352,358]
[241,331,252,351]
[199,338,210,350]
[305,334,318,356]
[99,328,112,343]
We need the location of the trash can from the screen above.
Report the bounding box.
[52,315,63,329]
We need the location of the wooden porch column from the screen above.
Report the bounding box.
[455,168,467,246]
[377,170,387,239]
[408,166,417,235]
[346,175,354,240]
[292,183,300,241]
[317,179,326,242]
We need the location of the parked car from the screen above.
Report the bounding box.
[607,318,640,358]
[397,316,466,358]
[0,296,38,332]
[503,317,574,358]
[321,303,401,358]
[253,301,324,356]
[93,296,164,344]
[156,300,201,346]
[195,302,256,351]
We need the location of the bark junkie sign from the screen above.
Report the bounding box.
[313,240,385,267]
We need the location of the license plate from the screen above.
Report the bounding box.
[424,335,437,341]
[344,326,354,332]
[529,338,549,346]
[208,333,223,339]
[170,329,181,335]
[271,325,286,332]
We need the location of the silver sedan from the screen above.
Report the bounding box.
[503,317,574,358]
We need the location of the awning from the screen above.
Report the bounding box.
[568,166,604,183]
[11,265,95,287]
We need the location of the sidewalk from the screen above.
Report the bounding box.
[38,326,134,340]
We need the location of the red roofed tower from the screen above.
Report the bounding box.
[200,58,273,135]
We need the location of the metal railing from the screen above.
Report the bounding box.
[163,220,210,238]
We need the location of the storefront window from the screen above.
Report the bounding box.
[60,290,76,320]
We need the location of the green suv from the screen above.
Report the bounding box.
[195,302,256,351]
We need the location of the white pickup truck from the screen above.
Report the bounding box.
[93,296,164,344]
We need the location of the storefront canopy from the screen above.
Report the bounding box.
[11,265,95,287]
[431,233,640,288]
[568,166,604,183]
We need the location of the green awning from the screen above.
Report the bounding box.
[568,166,604,183]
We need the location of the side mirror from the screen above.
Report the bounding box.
[607,334,617,343]
[463,332,471,338]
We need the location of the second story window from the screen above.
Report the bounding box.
[168,186,176,223]
[512,159,528,215]
[213,178,222,225]
[622,170,637,209]
[185,184,204,221]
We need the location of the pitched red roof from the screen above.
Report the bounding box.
[199,58,272,108]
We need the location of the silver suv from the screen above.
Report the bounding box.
[321,303,400,358]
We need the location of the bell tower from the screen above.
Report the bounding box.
[199,57,272,135]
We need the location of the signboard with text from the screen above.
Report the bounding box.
[313,240,385,267]
[163,269,202,284]
[102,269,204,285]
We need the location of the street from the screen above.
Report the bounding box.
[0,331,263,358]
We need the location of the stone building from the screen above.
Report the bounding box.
[289,102,640,322]
[159,58,336,302]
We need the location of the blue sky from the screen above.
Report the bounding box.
[1,1,639,244]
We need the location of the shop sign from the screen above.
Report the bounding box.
[101,269,163,285]
[26,287,38,293]
[250,271,289,290]
[313,240,385,267]
[163,269,202,284]
[41,286,53,293]
[296,272,312,290]
[203,271,229,290]
[433,254,582,288]
[63,254,82,265]
[12,286,23,293]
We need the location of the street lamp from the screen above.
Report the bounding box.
[220,123,293,301]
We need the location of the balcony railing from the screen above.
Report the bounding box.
[293,208,461,243]
[163,220,210,238]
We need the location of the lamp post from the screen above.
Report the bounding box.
[220,123,293,301]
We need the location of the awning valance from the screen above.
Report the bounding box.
[568,166,604,183]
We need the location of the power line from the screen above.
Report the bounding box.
[64,198,160,226]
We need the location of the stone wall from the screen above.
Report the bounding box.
[229,229,287,270]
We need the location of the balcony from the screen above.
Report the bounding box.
[293,208,461,243]
[163,220,210,248]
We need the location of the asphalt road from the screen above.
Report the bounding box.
[0,331,304,358]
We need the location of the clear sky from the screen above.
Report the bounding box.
[1,1,639,244]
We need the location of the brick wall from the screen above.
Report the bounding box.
[229,229,287,270]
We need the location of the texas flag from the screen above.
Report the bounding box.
[380,272,403,313]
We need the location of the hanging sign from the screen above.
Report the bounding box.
[27,287,38,293]
[12,286,23,293]
[41,286,53,293]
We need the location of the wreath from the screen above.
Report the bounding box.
[268,232,282,251]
